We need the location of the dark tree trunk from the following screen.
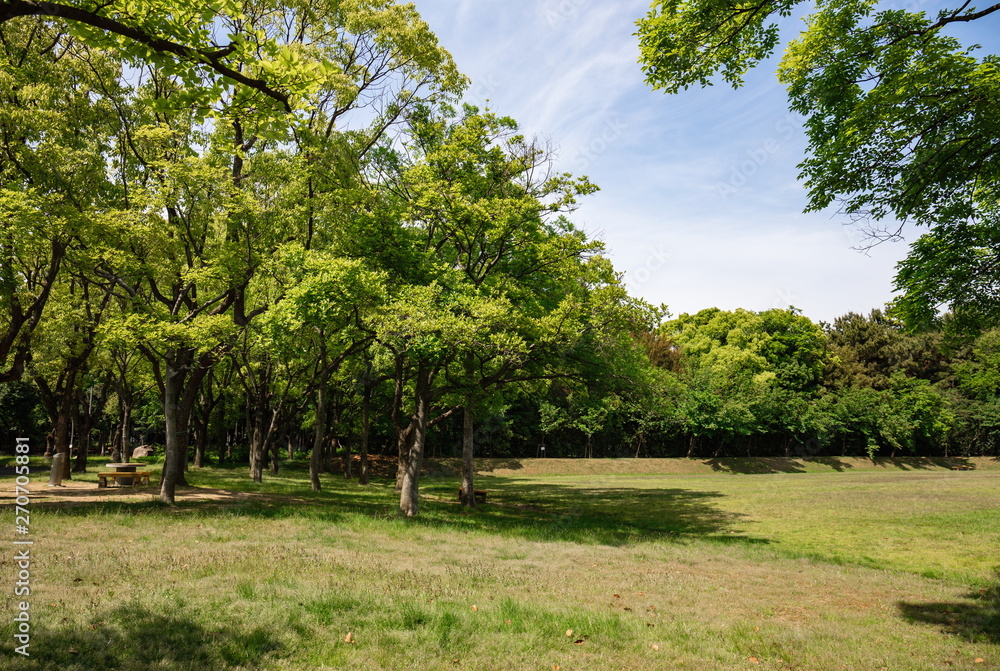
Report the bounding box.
[342,436,352,479]
[358,383,371,485]
[310,385,326,491]
[459,397,476,508]
[395,430,409,492]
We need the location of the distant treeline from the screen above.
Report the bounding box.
[421,308,1000,460]
[5,307,998,464]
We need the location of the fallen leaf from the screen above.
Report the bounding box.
[344,632,354,644]
[613,594,620,598]
[975,659,985,664]
[754,626,759,632]
[651,644,659,651]
[749,657,760,664]
[638,592,645,596]
[470,605,478,612]
[553,666,560,670]
[68,649,78,654]
[566,629,573,637]
[504,619,512,625]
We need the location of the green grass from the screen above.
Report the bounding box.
[0,459,998,670]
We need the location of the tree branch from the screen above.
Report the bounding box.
[0,0,291,111]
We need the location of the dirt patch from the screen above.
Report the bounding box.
[0,478,306,508]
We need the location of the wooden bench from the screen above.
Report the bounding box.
[457,488,487,504]
[98,471,152,488]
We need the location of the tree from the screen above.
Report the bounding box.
[74,0,461,505]
[661,308,828,455]
[261,251,386,489]
[0,0,318,113]
[637,0,1000,323]
[0,19,121,383]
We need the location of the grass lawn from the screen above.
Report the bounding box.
[0,457,997,670]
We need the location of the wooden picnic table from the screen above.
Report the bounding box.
[100,463,149,487]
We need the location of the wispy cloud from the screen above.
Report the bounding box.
[413,1,924,323]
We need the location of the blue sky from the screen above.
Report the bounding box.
[411,1,996,324]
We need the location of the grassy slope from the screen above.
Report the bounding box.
[0,458,997,670]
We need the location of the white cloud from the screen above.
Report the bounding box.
[412,1,942,324]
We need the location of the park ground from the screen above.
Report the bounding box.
[0,456,998,670]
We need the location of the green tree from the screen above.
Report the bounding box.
[79,0,460,504]
[661,308,828,455]
[0,20,122,383]
[0,0,322,113]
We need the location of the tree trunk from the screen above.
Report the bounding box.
[323,436,334,473]
[460,397,476,508]
[160,360,185,504]
[399,367,431,517]
[249,396,267,483]
[309,385,326,491]
[72,384,93,473]
[119,402,132,462]
[53,398,72,480]
[269,439,280,475]
[395,430,409,492]
[342,436,352,479]
[193,421,208,468]
[358,383,371,485]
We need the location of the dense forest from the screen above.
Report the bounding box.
[1,3,998,517]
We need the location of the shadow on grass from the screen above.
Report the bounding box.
[872,457,979,471]
[29,473,767,548]
[424,458,526,476]
[1,602,285,671]
[898,571,1000,644]
[702,457,855,474]
[412,476,766,547]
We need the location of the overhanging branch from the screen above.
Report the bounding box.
[0,0,291,111]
